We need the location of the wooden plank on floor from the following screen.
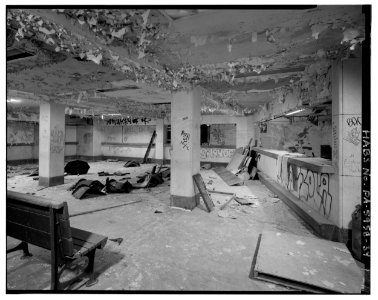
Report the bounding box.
[253,230,363,293]
[193,174,214,213]
[212,167,243,186]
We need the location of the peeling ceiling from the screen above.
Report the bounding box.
[6,6,366,118]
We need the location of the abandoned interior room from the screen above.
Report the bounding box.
[5,6,370,293]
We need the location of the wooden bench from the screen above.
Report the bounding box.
[6,190,108,290]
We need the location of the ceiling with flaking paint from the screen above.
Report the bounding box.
[6,6,366,118]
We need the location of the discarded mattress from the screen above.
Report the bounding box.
[68,179,105,199]
[65,160,90,175]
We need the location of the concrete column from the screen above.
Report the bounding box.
[39,103,66,187]
[93,119,103,158]
[332,58,362,232]
[170,88,201,210]
[236,116,254,148]
[155,118,165,164]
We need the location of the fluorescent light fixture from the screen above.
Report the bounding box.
[108,113,122,116]
[285,108,305,116]
[7,98,22,103]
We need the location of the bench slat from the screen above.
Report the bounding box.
[71,227,108,249]
[7,206,71,237]
[7,190,65,209]
[7,221,74,255]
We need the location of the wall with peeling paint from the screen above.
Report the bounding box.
[252,67,332,157]
[255,117,332,157]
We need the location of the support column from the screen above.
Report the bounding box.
[155,118,165,164]
[332,58,362,235]
[170,88,201,210]
[39,103,66,187]
[236,116,255,148]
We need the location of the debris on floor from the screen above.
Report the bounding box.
[68,179,106,199]
[109,238,123,245]
[201,163,212,170]
[217,209,237,219]
[123,160,140,168]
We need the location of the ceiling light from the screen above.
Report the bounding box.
[7,98,22,103]
[285,108,306,116]
[108,114,122,116]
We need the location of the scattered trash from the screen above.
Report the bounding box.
[68,179,106,199]
[28,169,39,177]
[268,192,278,198]
[106,177,133,193]
[218,210,237,219]
[109,238,123,245]
[235,196,256,206]
[207,180,213,185]
[154,210,163,214]
[201,163,211,170]
[98,171,112,176]
[123,160,140,168]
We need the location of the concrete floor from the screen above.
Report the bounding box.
[7,161,316,291]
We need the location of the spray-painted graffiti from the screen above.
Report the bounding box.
[106,117,151,126]
[343,115,361,176]
[344,127,361,146]
[210,127,225,146]
[346,116,361,127]
[180,130,190,150]
[279,163,333,219]
[200,148,235,160]
[50,126,64,153]
[7,122,35,145]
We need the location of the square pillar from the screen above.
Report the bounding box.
[236,116,255,148]
[155,118,165,164]
[332,58,362,233]
[39,103,66,187]
[170,88,201,210]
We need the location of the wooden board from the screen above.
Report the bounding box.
[212,167,244,186]
[226,149,247,174]
[254,230,363,293]
[193,174,214,212]
[142,130,156,163]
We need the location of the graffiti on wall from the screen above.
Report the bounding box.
[50,125,64,153]
[106,117,151,126]
[343,115,361,176]
[7,122,35,145]
[180,130,190,150]
[200,148,235,160]
[278,163,333,219]
[210,127,225,146]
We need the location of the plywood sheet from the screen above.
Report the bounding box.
[226,147,246,174]
[254,230,363,293]
[212,167,243,186]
